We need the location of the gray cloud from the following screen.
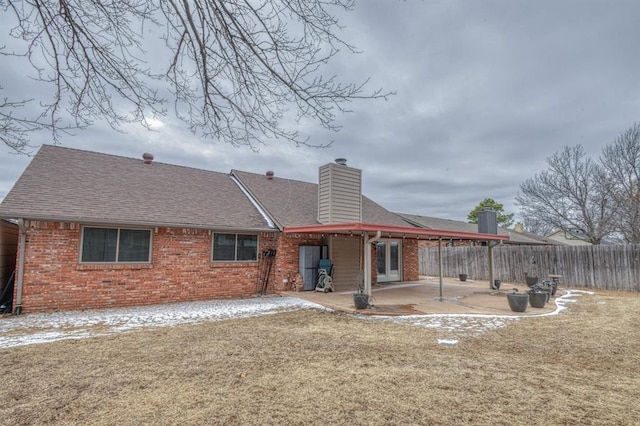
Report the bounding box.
[2,0,639,224]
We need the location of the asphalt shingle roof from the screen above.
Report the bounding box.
[231,169,410,228]
[0,145,270,230]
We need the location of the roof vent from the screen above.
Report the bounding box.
[142,153,154,164]
[335,158,347,166]
[266,170,275,180]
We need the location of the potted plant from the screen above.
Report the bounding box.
[525,273,539,287]
[528,290,548,308]
[353,279,369,309]
[507,288,528,312]
[459,273,468,282]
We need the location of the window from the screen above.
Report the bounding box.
[212,233,257,261]
[81,227,151,263]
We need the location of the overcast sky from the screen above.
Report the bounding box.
[2,0,639,223]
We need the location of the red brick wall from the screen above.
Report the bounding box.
[16,221,421,312]
[402,239,419,281]
[273,234,327,292]
[17,221,280,313]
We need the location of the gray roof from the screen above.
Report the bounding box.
[397,213,559,245]
[0,145,409,231]
[232,170,410,229]
[0,145,270,230]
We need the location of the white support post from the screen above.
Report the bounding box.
[364,234,372,297]
[363,231,382,297]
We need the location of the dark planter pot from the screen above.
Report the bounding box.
[459,274,468,282]
[525,276,539,287]
[353,293,369,310]
[493,279,501,290]
[529,292,548,308]
[507,292,529,312]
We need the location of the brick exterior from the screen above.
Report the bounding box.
[16,221,277,313]
[402,239,420,281]
[15,221,421,313]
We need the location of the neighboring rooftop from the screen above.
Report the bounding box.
[397,213,559,245]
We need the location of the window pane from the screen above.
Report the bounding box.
[82,228,117,262]
[236,235,257,261]
[376,242,386,274]
[118,229,151,262]
[213,234,236,261]
[390,242,399,271]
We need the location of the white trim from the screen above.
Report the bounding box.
[230,174,277,229]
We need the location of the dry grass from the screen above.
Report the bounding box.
[1,290,640,425]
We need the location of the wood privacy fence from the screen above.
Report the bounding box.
[419,245,640,292]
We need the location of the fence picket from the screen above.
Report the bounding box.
[419,245,640,292]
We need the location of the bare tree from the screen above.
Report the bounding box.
[518,214,554,237]
[1,0,391,153]
[516,145,616,245]
[600,123,640,243]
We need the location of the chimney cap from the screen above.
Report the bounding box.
[335,158,347,166]
[142,153,154,164]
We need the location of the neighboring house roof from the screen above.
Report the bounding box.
[0,145,271,230]
[231,170,409,229]
[545,230,593,246]
[397,213,559,245]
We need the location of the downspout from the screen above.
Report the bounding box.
[363,231,382,297]
[14,219,26,315]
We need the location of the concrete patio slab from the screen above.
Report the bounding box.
[281,276,560,316]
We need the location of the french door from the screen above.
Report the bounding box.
[376,240,401,282]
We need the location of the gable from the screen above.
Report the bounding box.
[231,170,408,229]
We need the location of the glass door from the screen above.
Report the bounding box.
[376,240,401,282]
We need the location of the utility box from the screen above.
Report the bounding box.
[478,208,498,234]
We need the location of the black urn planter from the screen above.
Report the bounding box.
[353,293,369,310]
[459,274,468,282]
[529,291,548,308]
[507,290,528,312]
[525,276,539,287]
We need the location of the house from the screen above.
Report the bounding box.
[397,213,560,246]
[545,229,592,246]
[0,145,508,313]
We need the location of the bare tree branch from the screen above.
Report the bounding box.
[515,145,617,245]
[600,123,640,243]
[1,0,393,153]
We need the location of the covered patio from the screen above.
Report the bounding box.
[281,276,560,316]
[284,222,510,303]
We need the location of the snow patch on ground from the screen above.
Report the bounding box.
[0,290,592,349]
[0,297,325,349]
[366,289,592,345]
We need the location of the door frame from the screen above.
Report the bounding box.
[376,239,402,283]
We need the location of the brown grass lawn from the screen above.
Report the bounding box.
[1,290,640,425]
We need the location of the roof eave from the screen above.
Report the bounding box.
[0,212,278,233]
[283,222,509,241]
